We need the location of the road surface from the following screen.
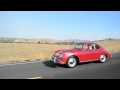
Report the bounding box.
[0,53,120,79]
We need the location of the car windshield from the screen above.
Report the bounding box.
[73,43,84,49]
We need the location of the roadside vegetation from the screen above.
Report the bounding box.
[0,39,120,63]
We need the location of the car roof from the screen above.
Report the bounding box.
[76,42,103,48]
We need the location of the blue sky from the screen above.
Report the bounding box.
[0,11,120,41]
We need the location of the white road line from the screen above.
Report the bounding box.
[0,61,44,66]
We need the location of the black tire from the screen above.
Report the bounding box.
[66,56,77,68]
[99,54,107,63]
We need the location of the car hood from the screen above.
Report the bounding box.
[55,48,82,54]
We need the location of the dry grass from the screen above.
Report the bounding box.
[96,40,120,53]
[0,43,73,63]
[0,40,120,63]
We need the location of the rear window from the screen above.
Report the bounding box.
[95,44,100,49]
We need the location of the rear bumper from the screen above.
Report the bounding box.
[111,54,112,58]
[107,54,112,59]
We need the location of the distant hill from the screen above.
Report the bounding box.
[93,38,120,42]
[0,37,119,44]
[57,39,90,43]
[0,37,58,44]
[0,37,90,44]
[0,37,15,43]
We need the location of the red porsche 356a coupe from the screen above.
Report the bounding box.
[50,42,112,68]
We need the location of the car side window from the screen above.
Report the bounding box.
[87,44,94,50]
[83,45,88,49]
[95,44,100,49]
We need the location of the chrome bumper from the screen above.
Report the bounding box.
[50,57,57,63]
[50,57,64,64]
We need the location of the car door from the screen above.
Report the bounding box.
[92,44,101,60]
[86,44,98,61]
[85,49,94,61]
[82,44,94,61]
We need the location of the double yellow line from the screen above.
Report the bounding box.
[26,76,42,79]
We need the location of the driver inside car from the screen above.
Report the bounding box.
[88,45,92,49]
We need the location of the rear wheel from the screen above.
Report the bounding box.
[66,57,77,68]
[99,54,106,63]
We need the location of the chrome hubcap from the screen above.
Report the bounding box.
[68,58,76,67]
[100,55,106,62]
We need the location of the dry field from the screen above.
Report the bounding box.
[0,43,72,63]
[96,40,120,53]
[0,40,120,63]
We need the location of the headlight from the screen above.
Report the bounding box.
[58,54,63,59]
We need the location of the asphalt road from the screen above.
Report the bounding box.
[0,53,120,79]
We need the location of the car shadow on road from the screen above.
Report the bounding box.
[43,60,66,68]
[43,60,95,68]
[78,62,92,65]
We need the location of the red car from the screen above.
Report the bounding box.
[50,42,112,68]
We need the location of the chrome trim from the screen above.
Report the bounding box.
[80,59,98,62]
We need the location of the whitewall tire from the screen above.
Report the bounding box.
[66,57,77,68]
[99,54,106,63]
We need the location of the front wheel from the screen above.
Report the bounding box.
[66,57,77,68]
[99,54,107,63]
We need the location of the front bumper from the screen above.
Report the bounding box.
[50,57,64,64]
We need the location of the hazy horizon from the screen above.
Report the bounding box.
[0,36,119,41]
[0,11,120,41]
